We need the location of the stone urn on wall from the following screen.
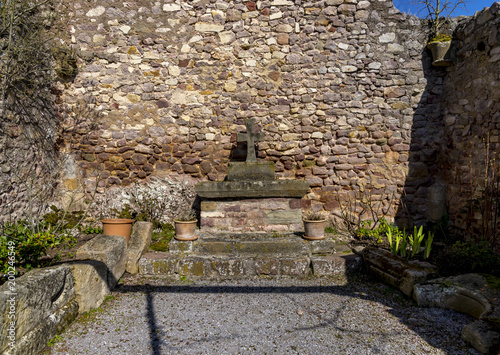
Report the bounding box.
[302,211,327,240]
[427,35,452,67]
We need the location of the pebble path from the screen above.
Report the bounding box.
[47,274,479,354]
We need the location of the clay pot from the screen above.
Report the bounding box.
[101,219,134,243]
[303,219,326,240]
[174,220,198,241]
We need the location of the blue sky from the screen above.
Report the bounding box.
[393,0,494,18]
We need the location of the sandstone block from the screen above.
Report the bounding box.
[139,253,179,275]
[126,222,153,274]
[76,235,127,288]
[255,258,280,275]
[312,254,362,276]
[68,260,108,313]
[0,266,78,355]
[280,258,310,276]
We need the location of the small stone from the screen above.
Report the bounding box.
[86,6,105,17]
[163,3,180,12]
[379,33,396,43]
[195,23,224,32]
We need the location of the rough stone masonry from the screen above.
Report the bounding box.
[1,0,498,228]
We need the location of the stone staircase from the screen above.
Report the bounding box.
[138,232,362,279]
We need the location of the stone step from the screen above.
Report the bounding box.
[138,252,363,279]
[168,233,350,257]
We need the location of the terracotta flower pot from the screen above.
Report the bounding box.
[174,220,198,241]
[101,219,134,243]
[303,219,326,240]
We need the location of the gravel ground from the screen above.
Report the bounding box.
[46,274,480,355]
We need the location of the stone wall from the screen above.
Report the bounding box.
[1,0,498,226]
[58,0,433,221]
[438,3,500,232]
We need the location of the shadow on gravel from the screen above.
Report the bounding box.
[114,275,476,355]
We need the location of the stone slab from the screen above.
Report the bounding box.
[196,237,310,257]
[304,238,340,255]
[0,265,78,355]
[68,260,109,313]
[126,221,153,274]
[227,161,275,181]
[312,254,363,275]
[76,234,127,288]
[195,180,309,198]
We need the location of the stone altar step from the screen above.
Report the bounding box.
[138,233,363,279]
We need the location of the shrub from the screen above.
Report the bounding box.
[437,241,500,276]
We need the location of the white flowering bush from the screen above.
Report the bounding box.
[90,177,197,225]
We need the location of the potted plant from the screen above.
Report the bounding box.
[101,218,134,243]
[415,0,468,66]
[174,209,198,241]
[303,210,327,240]
[98,205,135,244]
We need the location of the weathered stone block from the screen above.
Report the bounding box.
[311,254,362,275]
[362,247,438,297]
[76,235,127,288]
[0,266,78,355]
[227,161,275,181]
[68,260,108,313]
[177,257,208,277]
[139,253,179,275]
[255,258,279,275]
[462,320,500,354]
[126,222,153,274]
[210,259,248,277]
[280,258,310,276]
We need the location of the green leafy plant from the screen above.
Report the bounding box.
[150,224,175,252]
[324,226,337,234]
[79,225,103,235]
[408,226,425,258]
[423,232,434,259]
[437,241,500,276]
[334,188,396,238]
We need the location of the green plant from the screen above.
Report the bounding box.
[437,241,500,276]
[303,210,326,221]
[423,232,434,259]
[428,34,452,43]
[150,224,175,252]
[79,224,103,235]
[47,334,63,347]
[175,209,197,222]
[408,226,425,258]
[324,226,337,234]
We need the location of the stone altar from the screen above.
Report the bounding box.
[195,118,309,233]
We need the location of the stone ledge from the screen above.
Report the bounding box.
[195,180,309,198]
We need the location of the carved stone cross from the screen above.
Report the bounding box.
[236,118,264,162]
